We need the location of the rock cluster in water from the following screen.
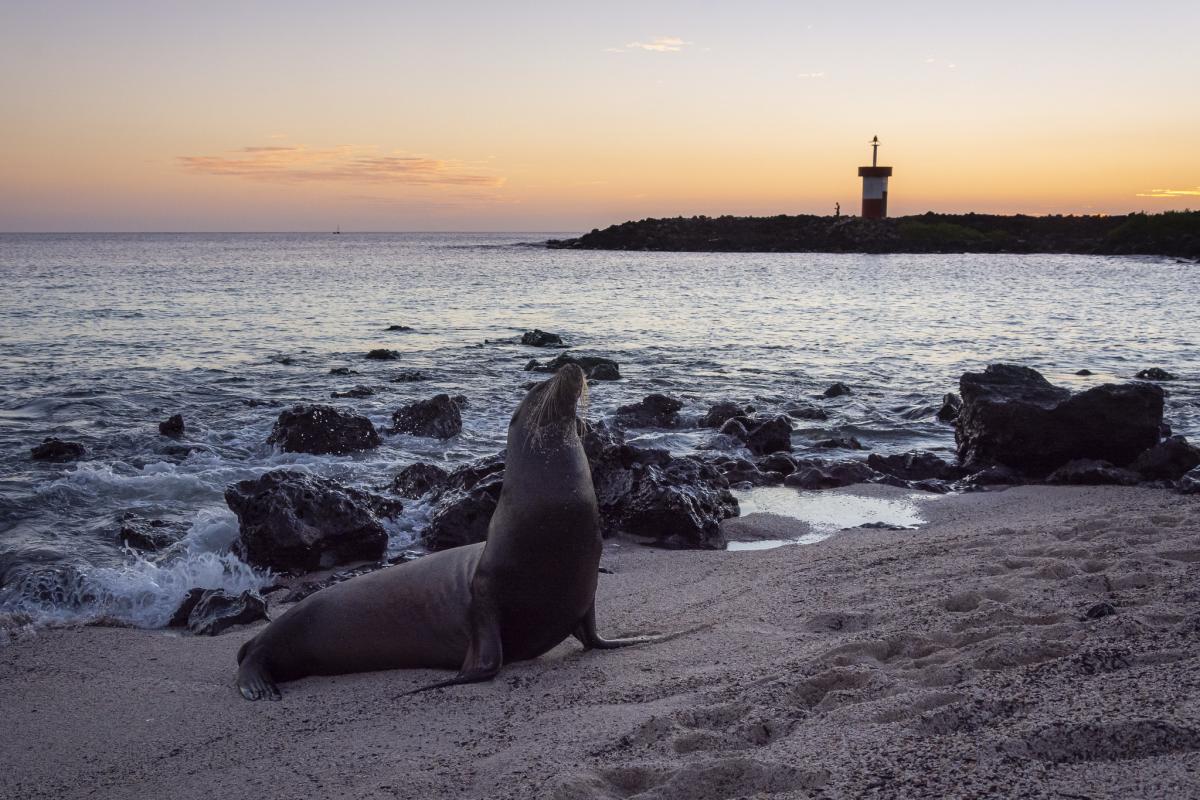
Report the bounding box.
[526,352,621,380]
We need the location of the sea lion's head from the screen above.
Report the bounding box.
[511,363,587,448]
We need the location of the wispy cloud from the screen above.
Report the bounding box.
[610,36,691,53]
[178,145,504,188]
[797,72,826,79]
[1136,187,1200,198]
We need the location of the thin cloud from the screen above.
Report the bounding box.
[797,72,826,79]
[616,36,691,53]
[1136,187,1200,198]
[178,145,504,188]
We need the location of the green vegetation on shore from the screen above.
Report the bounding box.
[548,211,1200,258]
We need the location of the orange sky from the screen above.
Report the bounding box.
[1,1,1197,231]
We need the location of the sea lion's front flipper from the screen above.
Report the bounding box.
[403,592,503,695]
[573,604,674,650]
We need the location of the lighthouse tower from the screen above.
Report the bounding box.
[857,136,893,219]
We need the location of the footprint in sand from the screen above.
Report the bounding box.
[553,757,829,800]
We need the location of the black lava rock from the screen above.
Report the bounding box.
[365,349,401,360]
[743,416,793,455]
[423,470,504,551]
[389,394,463,438]
[1135,367,1176,381]
[521,329,564,347]
[1046,459,1141,486]
[267,404,380,455]
[699,401,749,428]
[186,590,269,636]
[385,325,414,332]
[814,436,864,450]
[954,364,1163,476]
[29,438,85,462]
[867,451,962,482]
[823,382,853,398]
[118,515,179,551]
[225,470,395,572]
[391,462,451,498]
[390,370,429,383]
[614,394,684,428]
[331,385,375,399]
[1131,436,1200,481]
[784,459,879,490]
[525,352,621,381]
[935,393,962,423]
[786,403,829,421]
[158,414,185,438]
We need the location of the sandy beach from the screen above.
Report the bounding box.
[2,484,1198,799]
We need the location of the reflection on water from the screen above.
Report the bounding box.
[727,486,939,550]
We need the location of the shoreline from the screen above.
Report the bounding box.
[3,484,1198,799]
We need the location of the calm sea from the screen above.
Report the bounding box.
[1,233,1196,632]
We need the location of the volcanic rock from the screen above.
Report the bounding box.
[936,393,962,423]
[521,329,564,347]
[1135,367,1176,381]
[823,382,853,398]
[365,349,401,361]
[29,438,85,462]
[1131,436,1200,481]
[742,416,793,455]
[954,364,1163,476]
[267,404,380,455]
[225,470,395,572]
[1046,459,1141,486]
[614,394,683,428]
[391,462,451,498]
[389,394,462,438]
[158,414,185,438]
[525,352,621,381]
[185,590,269,636]
[331,385,375,399]
[700,401,750,428]
[867,451,962,482]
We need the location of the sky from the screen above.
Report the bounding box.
[1,0,1197,231]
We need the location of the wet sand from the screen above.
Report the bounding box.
[2,485,1199,799]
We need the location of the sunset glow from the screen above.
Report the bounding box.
[1,0,1196,231]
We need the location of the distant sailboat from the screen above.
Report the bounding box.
[333,225,341,235]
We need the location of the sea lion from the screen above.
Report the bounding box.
[236,363,664,700]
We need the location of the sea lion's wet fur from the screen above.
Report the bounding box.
[236,363,657,701]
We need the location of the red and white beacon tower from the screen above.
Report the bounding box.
[857,136,893,219]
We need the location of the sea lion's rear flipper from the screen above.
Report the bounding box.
[573,605,700,650]
[403,592,503,695]
[236,650,282,702]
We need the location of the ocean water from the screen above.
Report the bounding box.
[1,233,1196,633]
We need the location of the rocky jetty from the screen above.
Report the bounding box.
[267,404,380,455]
[224,470,399,573]
[547,211,1200,259]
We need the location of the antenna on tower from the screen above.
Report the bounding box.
[871,136,880,167]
